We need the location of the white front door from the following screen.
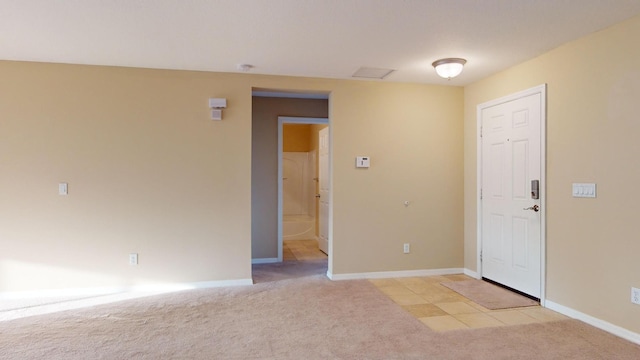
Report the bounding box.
[318,127,330,254]
[480,85,545,299]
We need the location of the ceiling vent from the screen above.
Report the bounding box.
[352,67,395,80]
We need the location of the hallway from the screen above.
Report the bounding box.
[283,239,327,261]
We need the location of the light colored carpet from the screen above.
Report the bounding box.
[441,279,539,310]
[1,261,639,359]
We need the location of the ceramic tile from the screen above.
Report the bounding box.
[395,277,428,286]
[369,279,401,287]
[402,304,448,318]
[435,301,480,315]
[420,315,469,331]
[388,293,428,306]
[421,292,466,304]
[420,275,451,284]
[283,240,326,261]
[442,274,473,282]
[377,286,415,296]
[401,282,442,295]
[519,307,569,322]
[454,312,505,328]
[465,301,492,312]
[487,310,540,325]
[368,274,564,332]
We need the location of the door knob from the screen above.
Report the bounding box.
[315,194,321,198]
[523,205,539,212]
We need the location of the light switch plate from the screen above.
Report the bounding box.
[356,156,370,168]
[632,287,640,305]
[572,183,596,198]
[58,183,68,195]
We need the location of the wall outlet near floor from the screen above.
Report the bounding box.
[632,287,640,305]
[129,253,138,266]
[403,243,410,254]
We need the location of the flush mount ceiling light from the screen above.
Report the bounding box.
[237,63,254,72]
[432,58,467,79]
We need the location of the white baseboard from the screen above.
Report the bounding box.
[463,268,480,279]
[0,278,253,300]
[251,257,279,264]
[327,268,464,281]
[545,300,640,345]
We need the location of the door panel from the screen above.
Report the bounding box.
[318,127,329,254]
[487,213,505,264]
[481,91,542,298]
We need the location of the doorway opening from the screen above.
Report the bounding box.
[278,116,329,263]
[250,91,330,283]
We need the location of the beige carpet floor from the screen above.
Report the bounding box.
[1,260,639,359]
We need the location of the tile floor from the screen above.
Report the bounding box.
[283,239,327,261]
[284,239,567,332]
[369,275,568,332]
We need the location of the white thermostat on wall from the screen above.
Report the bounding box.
[356,156,370,168]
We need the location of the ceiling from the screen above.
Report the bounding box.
[2,0,640,86]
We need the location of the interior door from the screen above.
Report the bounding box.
[318,127,329,254]
[480,89,543,298]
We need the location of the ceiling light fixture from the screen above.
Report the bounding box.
[432,58,467,79]
[237,64,253,72]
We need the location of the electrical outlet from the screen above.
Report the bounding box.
[129,253,138,266]
[403,243,410,254]
[632,287,640,305]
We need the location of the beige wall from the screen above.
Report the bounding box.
[0,63,254,290]
[251,97,328,259]
[464,15,640,333]
[0,60,463,294]
[331,81,464,274]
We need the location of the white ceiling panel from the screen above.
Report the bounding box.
[2,0,640,85]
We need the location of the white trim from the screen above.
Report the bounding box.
[463,268,480,279]
[476,84,547,305]
[476,100,483,279]
[327,268,464,281]
[545,300,640,345]
[277,116,329,266]
[251,257,279,264]
[278,117,329,124]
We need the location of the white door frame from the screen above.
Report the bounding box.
[476,84,547,305]
[277,116,330,262]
